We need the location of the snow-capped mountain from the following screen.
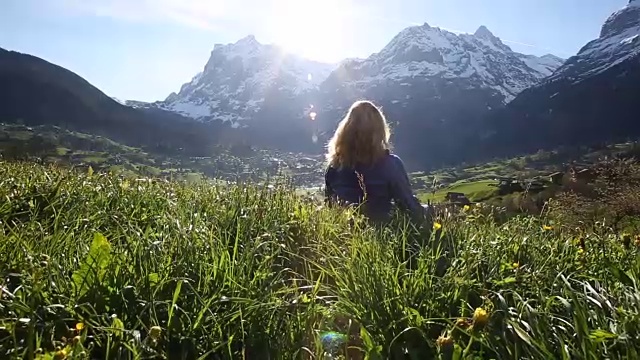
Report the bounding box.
[150,35,335,128]
[473,0,640,163]
[142,25,562,127]
[517,54,565,78]
[319,23,563,106]
[549,0,640,81]
[127,24,565,165]
[311,23,564,168]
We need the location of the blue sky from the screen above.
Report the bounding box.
[0,0,628,102]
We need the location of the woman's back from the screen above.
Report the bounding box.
[325,150,425,223]
[323,100,425,224]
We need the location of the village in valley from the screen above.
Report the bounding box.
[2,122,623,218]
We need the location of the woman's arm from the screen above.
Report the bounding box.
[387,155,425,223]
[324,166,336,205]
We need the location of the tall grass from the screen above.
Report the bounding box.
[1,160,640,359]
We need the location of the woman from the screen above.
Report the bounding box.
[324,100,426,225]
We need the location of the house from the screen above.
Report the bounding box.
[549,172,564,185]
[445,192,471,205]
[571,168,597,183]
[526,180,546,193]
[496,177,524,195]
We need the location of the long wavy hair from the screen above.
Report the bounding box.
[326,100,391,168]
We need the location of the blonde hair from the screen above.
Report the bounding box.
[326,100,391,168]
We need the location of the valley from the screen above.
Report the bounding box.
[0,123,325,188]
[4,121,640,215]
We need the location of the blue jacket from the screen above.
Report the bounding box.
[324,151,425,224]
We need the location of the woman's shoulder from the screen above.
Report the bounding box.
[381,151,404,166]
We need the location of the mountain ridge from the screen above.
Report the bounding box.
[129,24,563,120]
[0,47,220,156]
[123,24,565,166]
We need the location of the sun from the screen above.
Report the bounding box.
[265,0,352,63]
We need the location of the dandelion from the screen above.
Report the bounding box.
[53,348,68,360]
[463,205,470,212]
[436,334,454,350]
[575,236,586,250]
[149,326,162,340]
[472,307,489,330]
[433,222,442,231]
[542,225,553,231]
[75,322,85,332]
[512,262,520,269]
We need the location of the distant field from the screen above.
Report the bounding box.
[418,180,497,203]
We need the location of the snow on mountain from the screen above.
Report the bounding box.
[156,35,335,127]
[111,97,126,105]
[473,0,640,165]
[551,0,640,81]
[517,54,565,77]
[322,23,564,104]
[309,24,566,168]
[127,24,564,154]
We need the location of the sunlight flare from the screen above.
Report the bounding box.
[265,0,353,62]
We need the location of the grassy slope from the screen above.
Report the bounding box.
[2,160,640,359]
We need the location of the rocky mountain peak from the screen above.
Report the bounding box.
[600,0,640,38]
[550,0,639,81]
[474,25,497,40]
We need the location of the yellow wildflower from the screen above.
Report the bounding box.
[433,222,442,231]
[472,307,489,330]
[542,225,553,231]
[463,205,470,212]
[149,326,162,340]
[53,349,68,360]
[436,334,454,350]
[75,322,85,331]
[512,262,520,269]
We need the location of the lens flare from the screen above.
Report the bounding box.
[320,331,347,354]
